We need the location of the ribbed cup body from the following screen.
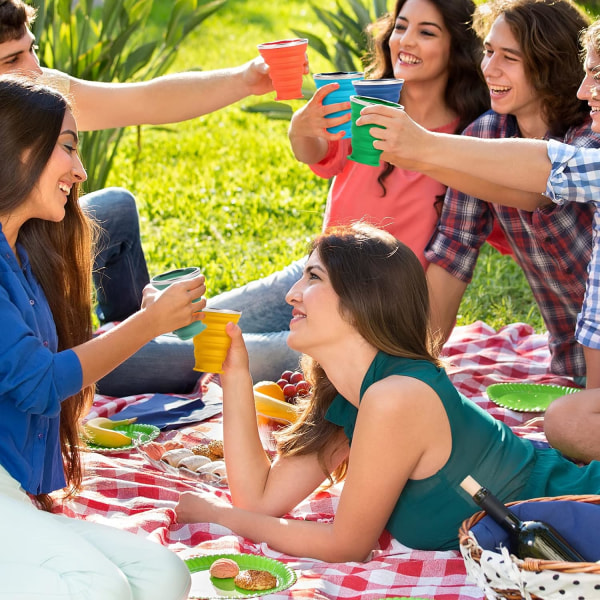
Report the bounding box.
[258,39,308,100]
[351,78,404,103]
[348,95,404,167]
[193,308,242,374]
[313,71,364,137]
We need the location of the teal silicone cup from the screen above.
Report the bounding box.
[351,78,404,103]
[313,71,364,138]
[150,267,206,340]
[348,95,404,167]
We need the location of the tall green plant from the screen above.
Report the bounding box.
[292,0,389,72]
[30,0,226,191]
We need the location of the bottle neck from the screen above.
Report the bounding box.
[474,488,521,534]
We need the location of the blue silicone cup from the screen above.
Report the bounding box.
[314,71,364,138]
[150,267,206,340]
[351,78,404,103]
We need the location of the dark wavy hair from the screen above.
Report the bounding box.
[367,0,489,134]
[0,0,35,43]
[365,0,489,199]
[474,0,591,137]
[0,77,96,510]
[275,223,441,482]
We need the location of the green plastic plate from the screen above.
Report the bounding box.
[185,553,296,599]
[486,383,579,412]
[83,422,160,453]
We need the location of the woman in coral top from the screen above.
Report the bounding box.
[209,0,490,380]
[289,0,489,268]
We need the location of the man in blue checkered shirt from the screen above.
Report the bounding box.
[358,17,600,463]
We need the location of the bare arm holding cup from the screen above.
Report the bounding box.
[288,83,352,164]
[356,104,552,209]
[75,275,206,388]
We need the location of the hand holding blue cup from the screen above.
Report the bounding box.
[313,72,363,138]
[150,267,207,340]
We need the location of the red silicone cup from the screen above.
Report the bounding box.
[257,38,308,101]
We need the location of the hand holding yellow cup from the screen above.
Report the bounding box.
[192,308,242,374]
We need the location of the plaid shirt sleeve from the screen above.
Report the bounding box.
[546,140,600,349]
[425,113,505,282]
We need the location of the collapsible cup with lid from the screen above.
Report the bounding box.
[313,71,364,137]
[348,95,404,167]
[192,308,242,374]
[351,78,404,103]
[150,267,206,340]
[257,38,308,101]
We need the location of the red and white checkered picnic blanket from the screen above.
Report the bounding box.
[55,321,577,600]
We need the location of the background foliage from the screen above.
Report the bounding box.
[31,0,226,191]
[36,0,599,332]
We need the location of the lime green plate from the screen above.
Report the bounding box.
[83,423,160,453]
[486,383,579,412]
[185,553,296,599]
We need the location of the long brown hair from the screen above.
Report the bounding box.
[365,0,489,197]
[474,0,591,137]
[276,223,441,481]
[0,77,96,509]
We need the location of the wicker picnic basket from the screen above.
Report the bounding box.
[458,494,600,600]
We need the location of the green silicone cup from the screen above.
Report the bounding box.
[150,267,206,340]
[348,95,404,167]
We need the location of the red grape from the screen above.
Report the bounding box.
[277,379,288,390]
[281,370,294,382]
[290,371,304,384]
[296,381,311,395]
[283,384,297,398]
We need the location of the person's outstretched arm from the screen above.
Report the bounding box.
[68,58,280,131]
[357,104,552,202]
[219,323,344,516]
[73,276,205,386]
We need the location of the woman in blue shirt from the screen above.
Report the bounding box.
[0,77,204,599]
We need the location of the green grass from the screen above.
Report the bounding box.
[106,0,548,333]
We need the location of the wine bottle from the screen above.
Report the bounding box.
[460,475,587,562]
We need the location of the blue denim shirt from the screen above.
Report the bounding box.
[0,225,82,494]
[544,140,600,352]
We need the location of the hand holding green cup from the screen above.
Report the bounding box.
[348,95,404,167]
[150,267,206,340]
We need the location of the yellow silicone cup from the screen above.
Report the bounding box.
[192,308,242,374]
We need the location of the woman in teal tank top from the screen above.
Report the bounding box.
[176,223,600,560]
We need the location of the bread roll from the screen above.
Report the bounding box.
[161,448,194,467]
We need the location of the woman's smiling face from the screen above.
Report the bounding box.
[388,0,452,85]
[285,251,356,355]
[22,109,86,223]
